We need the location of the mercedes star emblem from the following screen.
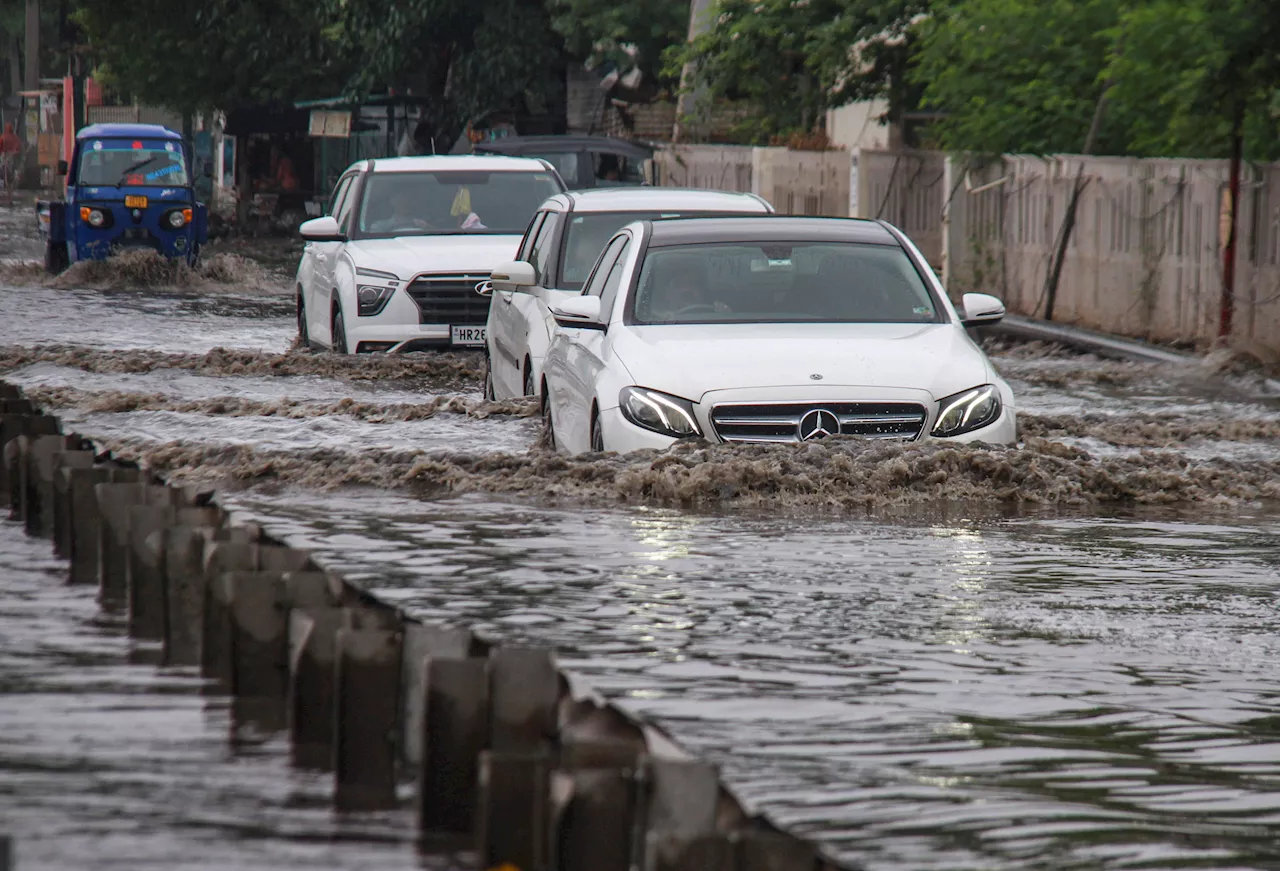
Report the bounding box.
[810,373,823,380]
[798,408,840,441]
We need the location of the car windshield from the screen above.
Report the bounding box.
[561,211,759,289]
[77,140,189,187]
[357,170,562,237]
[629,242,945,325]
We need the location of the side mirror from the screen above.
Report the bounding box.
[961,292,1005,327]
[57,160,68,176]
[550,295,606,330]
[490,260,537,292]
[299,215,345,242]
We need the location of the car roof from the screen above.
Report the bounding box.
[354,155,557,173]
[475,135,654,159]
[641,216,901,247]
[78,123,182,141]
[547,188,771,213]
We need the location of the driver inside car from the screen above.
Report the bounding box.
[647,262,730,321]
[370,187,430,232]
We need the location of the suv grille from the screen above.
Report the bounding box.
[405,274,492,325]
[711,401,928,444]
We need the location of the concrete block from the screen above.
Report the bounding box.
[335,627,403,811]
[646,759,720,838]
[736,832,819,871]
[644,834,736,871]
[127,504,177,640]
[419,656,489,834]
[402,623,472,768]
[0,398,35,414]
[163,524,215,665]
[25,434,80,538]
[287,606,345,770]
[51,450,95,558]
[477,750,552,871]
[0,381,23,398]
[0,413,58,508]
[228,570,291,734]
[490,645,559,754]
[550,765,637,871]
[66,467,139,585]
[96,483,181,607]
[200,541,259,690]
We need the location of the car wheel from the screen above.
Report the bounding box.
[332,307,349,354]
[541,392,557,452]
[523,363,535,399]
[483,356,496,401]
[296,294,310,348]
[44,239,68,275]
[590,408,605,453]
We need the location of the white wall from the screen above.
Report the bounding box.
[826,100,891,151]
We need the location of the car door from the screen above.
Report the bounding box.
[553,234,630,453]
[307,173,354,344]
[512,210,563,395]
[490,211,544,397]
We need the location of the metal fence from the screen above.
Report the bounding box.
[87,105,184,130]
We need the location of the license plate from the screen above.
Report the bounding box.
[124,195,148,208]
[451,326,485,346]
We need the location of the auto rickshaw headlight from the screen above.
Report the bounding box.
[80,206,108,228]
[164,208,189,229]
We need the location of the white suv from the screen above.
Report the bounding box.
[483,188,772,399]
[295,156,565,354]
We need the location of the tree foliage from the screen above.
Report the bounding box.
[324,0,565,148]
[548,0,688,85]
[73,0,350,112]
[913,0,1280,159]
[668,0,927,142]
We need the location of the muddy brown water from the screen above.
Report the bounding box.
[1,217,1278,869]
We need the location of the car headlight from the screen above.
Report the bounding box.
[356,284,395,316]
[619,386,701,438]
[79,206,110,228]
[163,208,191,229]
[931,384,1001,438]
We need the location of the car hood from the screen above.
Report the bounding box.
[347,235,521,279]
[611,322,994,402]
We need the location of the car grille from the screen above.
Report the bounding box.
[405,274,492,325]
[710,401,929,444]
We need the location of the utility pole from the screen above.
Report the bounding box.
[673,0,713,143]
[1220,106,1244,341]
[23,0,39,188]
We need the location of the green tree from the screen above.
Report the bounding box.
[325,0,565,149]
[548,0,688,86]
[73,0,350,112]
[668,0,927,143]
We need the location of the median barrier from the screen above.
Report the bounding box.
[0,378,855,871]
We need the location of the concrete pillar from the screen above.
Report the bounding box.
[66,466,138,585]
[163,524,215,665]
[334,627,403,811]
[2,417,60,515]
[287,606,345,769]
[26,435,85,539]
[646,834,736,871]
[401,623,472,768]
[477,750,552,871]
[489,646,559,753]
[737,831,819,871]
[550,764,638,871]
[51,450,95,558]
[642,759,723,871]
[418,656,489,833]
[200,541,258,691]
[95,483,179,609]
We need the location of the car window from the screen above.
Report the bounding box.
[582,235,629,299]
[517,212,545,262]
[529,152,580,188]
[355,170,563,237]
[333,174,360,233]
[531,212,561,286]
[629,241,944,326]
[327,175,352,218]
[592,151,645,186]
[595,240,631,319]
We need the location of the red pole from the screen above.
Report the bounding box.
[1220,116,1243,340]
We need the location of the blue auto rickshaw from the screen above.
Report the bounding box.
[38,123,208,273]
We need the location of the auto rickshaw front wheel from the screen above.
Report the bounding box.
[44,240,69,275]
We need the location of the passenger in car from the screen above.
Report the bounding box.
[370,188,431,232]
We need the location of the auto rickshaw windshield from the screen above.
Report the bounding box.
[78,140,190,187]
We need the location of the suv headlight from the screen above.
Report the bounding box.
[932,384,1001,437]
[356,285,395,316]
[619,387,701,438]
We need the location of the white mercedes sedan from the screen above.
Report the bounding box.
[482,188,772,400]
[294,156,564,354]
[500,216,1016,454]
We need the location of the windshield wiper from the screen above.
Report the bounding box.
[115,156,164,187]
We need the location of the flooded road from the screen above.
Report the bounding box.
[2,209,1279,869]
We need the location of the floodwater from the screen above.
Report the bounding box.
[2,209,1278,870]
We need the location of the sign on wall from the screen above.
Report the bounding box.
[309,110,352,138]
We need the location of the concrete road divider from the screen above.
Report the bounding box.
[0,377,857,871]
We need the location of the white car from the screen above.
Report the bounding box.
[483,188,773,400]
[294,155,565,354]
[501,216,1016,454]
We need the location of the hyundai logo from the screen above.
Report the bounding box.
[798,408,840,441]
